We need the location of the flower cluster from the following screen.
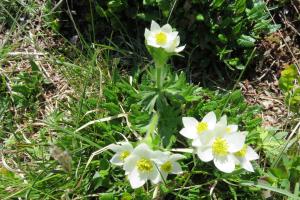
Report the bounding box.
[180,111,259,173]
[109,142,185,189]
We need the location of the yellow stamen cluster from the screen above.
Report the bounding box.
[137,158,153,172]
[212,137,229,156]
[197,122,208,134]
[155,32,167,45]
[120,151,130,161]
[161,161,173,173]
[234,145,247,157]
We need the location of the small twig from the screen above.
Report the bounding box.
[7,52,46,57]
[75,113,128,132]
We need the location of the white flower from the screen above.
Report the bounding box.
[123,143,160,189]
[195,132,246,173]
[180,111,217,141]
[234,145,259,172]
[144,20,185,53]
[217,115,238,134]
[153,151,185,181]
[109,142,134,166]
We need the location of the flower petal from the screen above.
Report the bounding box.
[161,24,172,33]
[123,155,138,172]
[148,168,160,184]
[197,147,213,162]
[214,155,235,173]
[170,154,186,161]
[128,168,147,189]
[225,132,246,153]
[202,111,217,129]
[144,28,151,40]
[150,20,160,31]
[179,127,198,139]
[240,159,254,172]
[246,146,259,160]
[175,45,185,53]
[218,115,227,126]
[134,143,152,157]
[172,162,183,174]
[109,144,121,152]
[182,117,198,128]
[110,154,123,166]
[227,125,238,133]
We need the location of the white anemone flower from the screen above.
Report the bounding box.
[195,132,246,173]
[109,142,134,166]
[217,115,238,134]
[153,151,185,181]
[144,20,185,53]
[180,111,217,141]
[234,145,259,172]
[123,143,160,189]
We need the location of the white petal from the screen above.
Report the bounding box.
[227,125,238,132]
[175,45,185,53]
[148,168,160,184]
[240,159,254,172]
[128,168,147,189]
[109,144,121,152]
[120,142,134,151]
[214,155,235,173]
[192,138,202,147]
[170,154,186,161]
[182,117,198,128]
[110,154,123,166]
[152,151,169,164]
[161,24,172,33]
[146,35,160,48]
[150,20,160,31]
[123,155,138,172]
[202,112,217,130]
[134,143,152,157]
[179,127,198,139]
[225,132,246,153]
[172,162,183,174]
[197,147,213,162]
[218,115,227,126]
[246,146,259,160]
[144,28,151,40]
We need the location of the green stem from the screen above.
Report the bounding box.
[155,64,164,89]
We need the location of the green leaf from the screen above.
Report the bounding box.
[237,35,256,47]
[279,64,299,92]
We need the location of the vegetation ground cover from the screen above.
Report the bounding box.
[0,0,300,199]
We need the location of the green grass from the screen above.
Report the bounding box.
[1,0,300,199]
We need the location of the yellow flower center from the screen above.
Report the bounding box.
[197,122,208,134]
[234,145,247,157]
[119,151,130,161]
[155,32,167,45]
[137,158,153,172]
[226,127,231,133]
[161,161,173,173]
[212,137,229,156]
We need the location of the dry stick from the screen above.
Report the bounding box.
[75,113,128,132]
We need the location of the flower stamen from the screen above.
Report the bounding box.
[212,137,229,156]
[155,32,167,45]
[234,145,247,157]
[137,158,153,172]
[161,161,173,173]
[197,122,208,134]
[120,151,130,161]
